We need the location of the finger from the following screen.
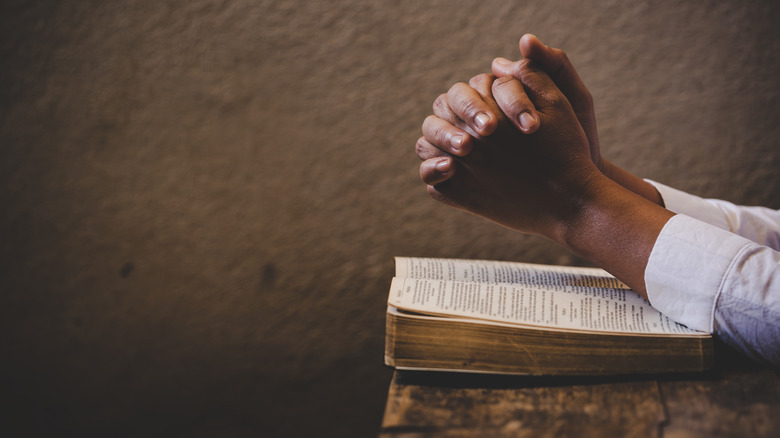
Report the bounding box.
[492,60,568,114]
[492,35,588,100]
[491,57,521,79]
[493,35,594,123]
[432,93,476,138]
[426,184,464,210]
[493,34,600,164]
[518,34,592,108]
[474,71,539,134]
[446,82,498,136]
[491,35,592,115]
[422,115,472,157]
[467,73,518,126]
[432,93,459,123]
[467,73,494,100]
[415,136,451,160]
[419,156,455,186]
[517,34,599,155]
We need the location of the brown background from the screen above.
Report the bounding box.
[2,1,779,437]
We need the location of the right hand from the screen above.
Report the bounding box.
[495,35,663,206]
[416,34,603,186]
[420,62,599,238]
[492,34,602,171]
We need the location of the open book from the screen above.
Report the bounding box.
[385,257,714,375]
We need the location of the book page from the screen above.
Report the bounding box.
[388,277,702,335]
[395,257,629,289]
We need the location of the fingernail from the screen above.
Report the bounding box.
[494,57,511,67]
[519,112,538,132]
[450,134,464,150]
[435,157,451,172]
[474,113,490,131]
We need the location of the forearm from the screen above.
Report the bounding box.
[549,172,674,299]
[601,159,664,207]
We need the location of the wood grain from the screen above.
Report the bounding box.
[380,356,780,438]
[381,373,667,437]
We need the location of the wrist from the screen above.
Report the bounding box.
[599,159,664,206]
[546,170,612,246]
[599,158,620,184]
[548,174,674,297]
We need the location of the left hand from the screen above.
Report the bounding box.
[421,60,598,238]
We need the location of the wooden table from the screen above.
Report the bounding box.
[379,347,780,437]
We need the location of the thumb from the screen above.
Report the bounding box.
[492,59,568,114]
[517,34,601,166]
[518,34,593,115]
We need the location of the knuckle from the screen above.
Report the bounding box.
[422,114,437,132]
[415,137,429,157]
[431,123,450,144]
[546,92,569,109]
[449,93,483,120]
[447,81,469,97]
[505,97,529,114]
[422,117,452,147]
[492,75,515,88]
[468,73,492,88]
[422,116,442,141]
[432,94,448,113]
[446,83,469,106]
[581,89,594,106]
[511,59,532,77]
[447,82,492,123]
[557,49,570,63]
[552,48,570,73]
[492,79,529,115]
[459,100,483,121]
[522,58,543,73]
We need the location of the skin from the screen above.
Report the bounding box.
[416,36,675,299]
[419,34,663,206]
[495,34,664,205]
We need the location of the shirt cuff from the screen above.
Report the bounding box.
[645,214,753,332]
[645,179,731,231]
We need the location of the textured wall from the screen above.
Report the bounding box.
[1,1,778,436]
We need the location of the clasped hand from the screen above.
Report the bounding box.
[417,57,599,240]
[415,35,675,297]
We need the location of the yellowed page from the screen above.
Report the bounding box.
[388,276,703,335]
[394,256,629,289]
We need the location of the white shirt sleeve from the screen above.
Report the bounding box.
[647,179,780,250]
[643,181,780,366]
